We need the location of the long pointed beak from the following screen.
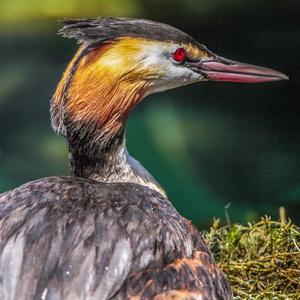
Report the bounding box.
[191,55,288,83]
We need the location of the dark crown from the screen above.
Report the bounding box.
[59,17,196,45]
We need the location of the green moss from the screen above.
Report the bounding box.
[204,217,300,300]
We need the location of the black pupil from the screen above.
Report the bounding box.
[178,49,184,59]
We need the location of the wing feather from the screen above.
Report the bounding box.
[0,176,232,300]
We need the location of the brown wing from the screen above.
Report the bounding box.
[121,251,232,300]
[0,176,232,300]
[0,177,135,300]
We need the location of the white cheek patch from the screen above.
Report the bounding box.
[139,43,202,93]
[140,45,167,68]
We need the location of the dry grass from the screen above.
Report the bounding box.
[204,216,300,300]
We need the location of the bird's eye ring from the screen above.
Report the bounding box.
[172,48,186,63]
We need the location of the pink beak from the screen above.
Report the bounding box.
[193,56,288,83]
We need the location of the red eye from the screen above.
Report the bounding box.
[172,47,186,63]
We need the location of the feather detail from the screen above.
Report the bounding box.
[0,177,232,299]
[58,17,195,45]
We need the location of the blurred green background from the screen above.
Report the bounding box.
[0,0,299,228]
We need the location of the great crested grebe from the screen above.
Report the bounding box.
[0,17,287,300]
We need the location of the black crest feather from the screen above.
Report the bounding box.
[59,17,195,45]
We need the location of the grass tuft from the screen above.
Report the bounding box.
[204,216,300,300]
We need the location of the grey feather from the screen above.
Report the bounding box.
[0,177,233,300]
[59,17,196,45]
